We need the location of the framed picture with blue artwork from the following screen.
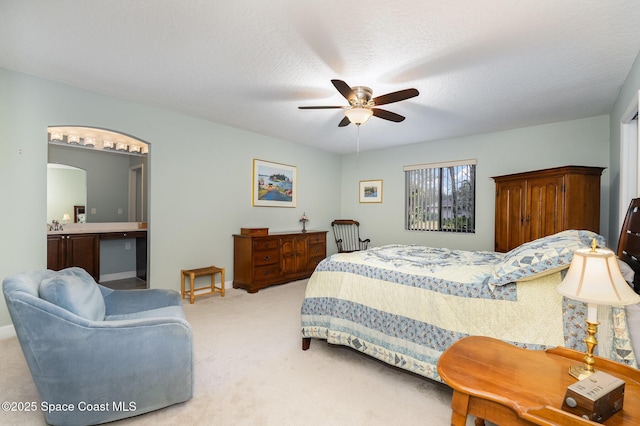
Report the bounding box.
[359,179,382,203]
[252,159,297,207]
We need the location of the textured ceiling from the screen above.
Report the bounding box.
[1,1,640,154]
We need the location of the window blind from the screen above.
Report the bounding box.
[404,159,476,232]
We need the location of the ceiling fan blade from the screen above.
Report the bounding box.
[372,108,405,122]
[338,116,351,127]
[298,106,345,109]
[331,79,357,103]
[372,88,419,106]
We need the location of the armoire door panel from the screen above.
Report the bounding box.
[526,177,564,241]
[495,181,525,252]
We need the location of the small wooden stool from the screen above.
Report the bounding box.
[181,265,225,304]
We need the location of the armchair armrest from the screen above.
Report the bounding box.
[100,286,182,316]
[359,238,371,250]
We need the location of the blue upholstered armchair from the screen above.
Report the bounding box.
[2,267,193,426]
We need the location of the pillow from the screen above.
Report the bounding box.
[489,230,606,287]
[618,258,635,285]
[39,267,106,321]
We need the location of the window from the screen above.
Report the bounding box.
[404,159,476,232]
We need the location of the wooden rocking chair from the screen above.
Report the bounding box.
[331,220,370,253]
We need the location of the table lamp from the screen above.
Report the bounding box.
[557,239,640,380]
[299,212,309,233]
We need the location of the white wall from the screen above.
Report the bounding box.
[610,50,640,249]
[340,115,611,252]
[0,68,342,326]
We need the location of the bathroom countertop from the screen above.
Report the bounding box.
[47,222,147,235]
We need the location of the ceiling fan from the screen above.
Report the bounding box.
[299,79,419,127]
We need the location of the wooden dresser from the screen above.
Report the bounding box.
[492,165,604,252]
[233,230,327,293]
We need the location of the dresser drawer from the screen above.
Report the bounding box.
[307,233,325,245]
[254,264,280,281]
[254,238,278,250]
[253,249,279,266]
[308,255,325,271]
[309,242,326,258]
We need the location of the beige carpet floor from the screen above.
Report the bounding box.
[0,279,481,425]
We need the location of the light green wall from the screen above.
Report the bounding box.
[340,115,611,252]
[0,68,341,326]
[609,50,640,249]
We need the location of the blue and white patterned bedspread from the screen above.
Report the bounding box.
[318,244,508,299]
[301,244,637,383]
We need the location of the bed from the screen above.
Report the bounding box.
[301,210,640,383]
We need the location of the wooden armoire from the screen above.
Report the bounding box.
[492,166,604,252]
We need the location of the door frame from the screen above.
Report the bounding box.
[128,164,144,222]
[620,90,640,226]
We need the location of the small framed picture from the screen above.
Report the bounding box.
[252,159,297,207]
[359,179,383,203]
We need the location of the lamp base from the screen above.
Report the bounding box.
[569,364,596,381]
[567,318,599,380]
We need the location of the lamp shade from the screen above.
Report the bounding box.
[557,246,640,306]
[344,107,373,125]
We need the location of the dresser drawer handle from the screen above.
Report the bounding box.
[264,256,271,261]
[263,270,270,275]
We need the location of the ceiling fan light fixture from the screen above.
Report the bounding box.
[345,107,373,125]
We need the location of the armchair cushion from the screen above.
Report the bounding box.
[38,267,105,321]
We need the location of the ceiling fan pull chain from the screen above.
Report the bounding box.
[356,124,360,157]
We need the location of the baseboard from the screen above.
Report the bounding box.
[99,270,137,282]
[0,324,16,339]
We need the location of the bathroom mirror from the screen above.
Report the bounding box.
[47,164,86,224]
[47,127,148,224]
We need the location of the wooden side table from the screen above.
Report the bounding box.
[181,266,225,304]
[437,336,640,425]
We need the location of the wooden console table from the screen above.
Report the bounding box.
[437,336,640,425]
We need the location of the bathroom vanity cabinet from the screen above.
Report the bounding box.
[47,233,100,280]
[47,224,147,284]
